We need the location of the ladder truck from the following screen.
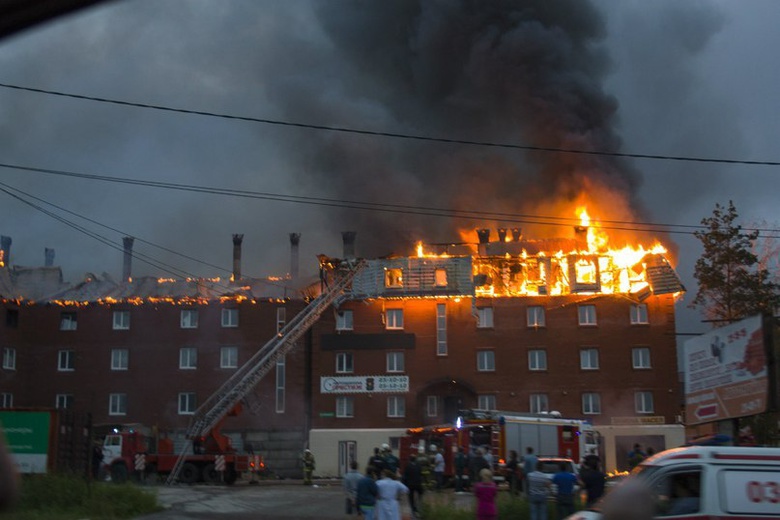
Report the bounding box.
[155,259,365,485]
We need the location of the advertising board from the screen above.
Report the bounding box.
[0,410,53,473]
[684,315,768,425]
[320,375,409,393]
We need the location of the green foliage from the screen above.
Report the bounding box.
[692,201,780,322]
[8,473,161,520]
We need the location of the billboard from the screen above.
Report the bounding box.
[0,410,53,473]
[320,375,409,394]
[684,315,768,425]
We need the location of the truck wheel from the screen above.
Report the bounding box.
[180,462,200,484]
[202,463,221,484]
[224,465,238,485]
[111,462,128,483]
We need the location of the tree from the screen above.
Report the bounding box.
[691,201,780,323]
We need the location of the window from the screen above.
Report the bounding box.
[276,355,285,414]
[654,471,702,516]
[336,310,353,331]
[55,394,73,409]
[386,352,404,373]
[528,349,547,371]
[220,346,238,369]
[180,309,198,329]
[385,268,403,288]
[109,393,127,415]
[336,352,354,373]
[1,393,12,408]
[635,391,654,413]
[582,393,601,415]
[111,349,129,370]
[434,268,448,287]
[477,350,495,372]
[58,350,74,371]
[476,307,494,328]
[530,393,549,413]
[632,347,652,369]
[436,304,447,355]
[179,347,197,369]
[6,309,18,328]
[527,306,546,328]
[387,396,405,418]
[580,348,599,370]
[112,311,130,330]
[221,308,239,328]
[60,312,77,331]
[578,305,597,326]
[426,396,438,417]
[630,304,649,325]
[178,392,196,415]
[386,309,404,330]
[336,396,354,418]
[2,347,15,370]
[276,307,286,333]
[478,394,496,411]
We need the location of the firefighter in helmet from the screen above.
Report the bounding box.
[301,449,316,485]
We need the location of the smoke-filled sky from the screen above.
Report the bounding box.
[0,0,779,336]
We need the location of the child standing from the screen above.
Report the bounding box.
[474,468,498,520]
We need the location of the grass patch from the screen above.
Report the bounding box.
[421,492,584,520]
[6,473,162,520]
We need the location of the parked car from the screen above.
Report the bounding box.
[537,457,580,497]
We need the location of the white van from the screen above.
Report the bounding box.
[568,446,780,519]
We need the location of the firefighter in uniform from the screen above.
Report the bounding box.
[302,449,316,485]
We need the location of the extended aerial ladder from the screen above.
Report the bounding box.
[165,259,365,484]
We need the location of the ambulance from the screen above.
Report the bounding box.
[568,446,780,519]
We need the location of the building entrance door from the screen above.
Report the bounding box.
[338,440,357,477]
[444,396,464,424]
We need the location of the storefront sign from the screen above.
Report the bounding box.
[320,375,409,394]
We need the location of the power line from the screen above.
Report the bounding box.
[3,161,780,239]
[2,82,780,167]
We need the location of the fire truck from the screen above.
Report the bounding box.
[400,410,598,479]
[101,404,263,484]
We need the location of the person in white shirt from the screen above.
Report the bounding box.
[375,469,409,520]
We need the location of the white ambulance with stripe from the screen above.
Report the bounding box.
[568,446,780,519]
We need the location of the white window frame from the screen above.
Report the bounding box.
[336,310,354,331]
[2,347,16,370]
[387,396,405,418]
[635,391,654,413]
[426,396,438,417]
[386,351,405,373]
[276,307,286,333]
[58,350,74,371]
[582,393,601,415]
[109,393,127,416]
[580,348,599,370]
[220,346,238,369]
[179,347,197,369]
[276,355,285,414]
[60,312,77,331]
[385,309,404,330]
[180,309,199,329]
[436,303,447,356]
[55,394,73,409]
[530,393,549,413]
[336,396,354,418]
[528,349,547,371]
[527,306,546,328]
[578,305,597,326]
[112,310,130,330]
[178,392,196,415]
[632,347,652,369]
[111,348,129,371]
[336,352,354,374]
[476,307,494,328]
[221,308,239,328]
[630,304,649,325]
[477,350,496,372]
[478,394,496,411]
[0,393,12,408]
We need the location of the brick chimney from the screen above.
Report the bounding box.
[290,233,301,281]
[122,237,134,282]
[44,248,55,267]
[342,231,356,259]
[232,234,244,282]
